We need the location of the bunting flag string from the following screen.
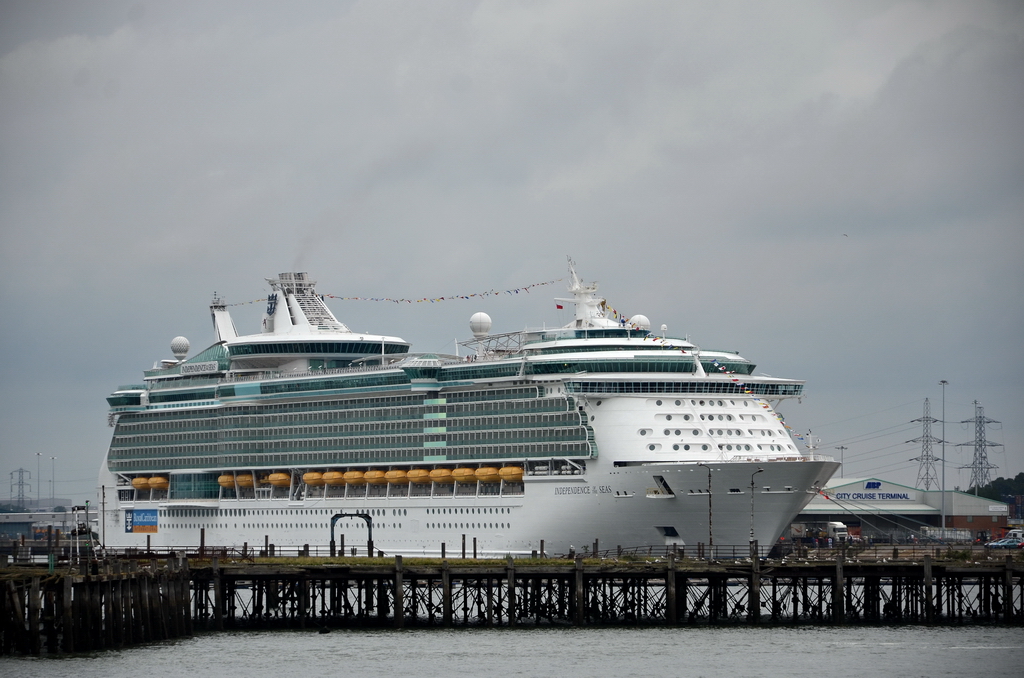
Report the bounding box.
[225,278,562,307]
[710,358,806,442]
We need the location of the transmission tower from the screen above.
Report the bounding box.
[907,398,942,490]
[957,401,1001,493]
[9,469,31,510]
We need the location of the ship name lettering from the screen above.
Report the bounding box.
[555,486,591,496]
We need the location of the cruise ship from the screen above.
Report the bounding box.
[100,265,838,556]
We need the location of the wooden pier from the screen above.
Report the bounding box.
[3,553,1022,655]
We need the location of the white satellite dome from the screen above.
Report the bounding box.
[170,336,190,361]
[630,314,651,331]
[469,312,492,338]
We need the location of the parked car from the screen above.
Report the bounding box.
[985,538,1024,549]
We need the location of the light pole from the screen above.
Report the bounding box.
[50,456,56,505]
[749,467,764,548]
[940,380,948,531]
[698,462,713,556]
[36,452,41,509]
[835,446,847,478]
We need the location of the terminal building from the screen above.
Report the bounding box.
[795,476,1011,543]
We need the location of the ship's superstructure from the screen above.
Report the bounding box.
[101,265,837,556]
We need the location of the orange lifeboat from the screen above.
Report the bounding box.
[218,474,236,488]
[343,470,367,485]
[303,472,325,487]
[452,467,477,483]
[499,466,524,482]
[268,473,291,487]
[148,476,169,491]
[429,468,454,484]
[475,467,501,483]
[131,477,150,490]
[385,469,409,485]
[235,474,255,488]
[322,471,346,486]
[363,470,387,485]
[407,469,431,484]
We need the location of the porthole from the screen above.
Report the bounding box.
[683,414,691,421]
[673,444,679,451]
[664,429,671,435]
[648,444,656,451]
[692,430,699,436]
[699,400,706,406]
[674,430,681,436]
[596,401,602,406]
[666,414,673,421]
[640,430,647,436]
[675,400,681,406]
[684,445,690,451]
[702,445,709,450]
[656,400,663,406]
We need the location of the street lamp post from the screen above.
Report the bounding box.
[940,380,948,530]
[835,446,847,478]
[750,468,764,554]
[50,456,56,505]
[36,452,41,509]
[698,462,713,557]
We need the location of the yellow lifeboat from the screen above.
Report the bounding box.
[303,472,325,487]
[268,473,291,487]
[322,471,346,486]
[343,470,367,485]
[235,474,255,488]
[429,468,454,484]
[363,470,387,485]
[452,467,477,483]
[499,466,524,482]
[218,474,236,488]
[475,467,501,483]
[385,469,409,484]
[131,477,150,490]
[148,476,169,491]
[407,469,431,484]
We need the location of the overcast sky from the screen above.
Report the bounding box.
[1,0,1021,506]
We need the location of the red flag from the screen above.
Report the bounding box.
[556,304,563,309]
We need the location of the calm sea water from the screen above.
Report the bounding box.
[3,626,1021,678]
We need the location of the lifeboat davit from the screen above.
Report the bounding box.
[363,470,387,485]
[452,467,477,483]
[131,477,150,490]
[218,474,236,488]
[407,469,431,484]
[429,468,454,484]
[499,466,524,482]
[475,467,501,483]
[235,474,255,488]
[268,473,291,487]
[343,470,366,485]
[322,471,346,486]
[385,469,409,484]
[303,472,325,487]
[148,476,169,491]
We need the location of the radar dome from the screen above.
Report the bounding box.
[630,315,651,331]
[469,312,492,338]
[171,336,190,361]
